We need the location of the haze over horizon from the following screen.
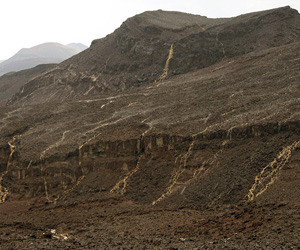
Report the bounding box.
[1,0,300,60]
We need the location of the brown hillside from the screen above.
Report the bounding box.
[9,6,300,106]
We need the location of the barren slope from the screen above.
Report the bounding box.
[9,6,300,106]
[1,41,300,205]
[0,64,56,105]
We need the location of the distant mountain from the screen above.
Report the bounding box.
[0,42,87,76]
[0,58,62,77]
[67,43,88,52]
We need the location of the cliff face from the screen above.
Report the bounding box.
[2,120,300,206]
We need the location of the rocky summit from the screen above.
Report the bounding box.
[0,6,300,249]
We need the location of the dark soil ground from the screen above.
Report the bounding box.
[0,198,299,249]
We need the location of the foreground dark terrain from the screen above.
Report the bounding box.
[0,6,300,249]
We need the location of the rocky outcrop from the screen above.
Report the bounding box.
[1,120,300,205]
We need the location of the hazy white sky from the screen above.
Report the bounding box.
[1,0,300,60]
